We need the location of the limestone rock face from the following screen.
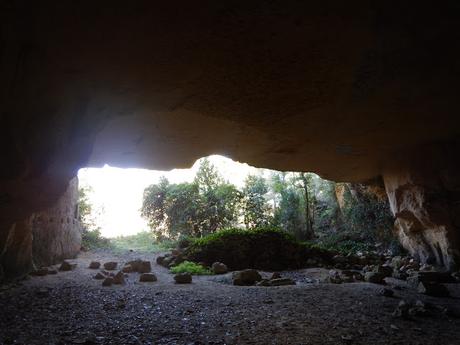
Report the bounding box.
[0,178,81,279]
[384,153,460,270]
[32,178,82,267]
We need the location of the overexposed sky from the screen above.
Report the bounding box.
[78,155,263,238]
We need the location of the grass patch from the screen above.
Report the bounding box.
[186,227,333,271]
[111,231,175,253]
[170,261,212,275]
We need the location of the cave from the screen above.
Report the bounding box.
[1,1,460,343]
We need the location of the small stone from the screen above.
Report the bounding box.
[379,288,394,297]
[59,261,76,271]
[122,264,133,273]
[103,262,118,271]
[94,272,106,280]
[271,272,282,280]
[102,277,114,286]
[256,279,271,287]
[174,272,192,284]
[232,269,262,286]
[365,272,386,284]
[139,273,157,282]
[393,300,410,318]
[113,271,125,285]
[417,281,450,297]
[211,262,228,274]
[269,278,296,286]
[88,261,101,269]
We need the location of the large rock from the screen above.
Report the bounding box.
[211,262,228,275]
[384,163,460,270]
[174,273,192,284]
[233,269,262,286]
[139,273,157,282]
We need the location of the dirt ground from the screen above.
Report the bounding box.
[1,250,460,345]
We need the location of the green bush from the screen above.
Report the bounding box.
[170,261,212,275]
[186,227,332,271]
[81,228,112,250]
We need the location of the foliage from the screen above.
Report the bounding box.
[110,231,173,253]
[79,186,112,250]
[170,261,212,275]
[186,227,332,271]
[81,228,112,250]
[242,175,272,228]
[141,159,242,240]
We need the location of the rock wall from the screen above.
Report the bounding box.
[383,145,460,270]
[31,178,82,268]
[0,178,81,281]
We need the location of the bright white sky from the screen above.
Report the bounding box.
[78,155,265,238]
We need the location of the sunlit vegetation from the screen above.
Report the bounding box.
[170,261,213,275]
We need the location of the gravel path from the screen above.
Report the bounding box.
[1,250,460,345]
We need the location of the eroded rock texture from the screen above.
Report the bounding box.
[0,178,81,280]
[1,1,460,275]
[384,145,460,270]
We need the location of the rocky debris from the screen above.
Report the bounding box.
[174,272,192,284]
[328,269,363,284]
[392,300,411,318]
[233,269,262,286]
[102,277,114,287]
[59,260,76,271]
[113,271,125,285]
[268,278,296,286]
[126,259,152,273]
[379,288,394,297]
[94,272,106,280]
[88,261,101,269]
[139,273,157,282]
[271,272,282,280]
[30,268,49,276]
[157,252,185,268]
[417,282,450,297]
[364,272,386,284]
[103,262,118,271]
[407,271,456,288]
[122,264,133,273]
[211,262,228,274]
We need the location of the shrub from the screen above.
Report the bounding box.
[81,228,112,250]
[186,227,332,271]
[170,261,212,275]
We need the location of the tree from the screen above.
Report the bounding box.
[141,160,242,239]
[242,174,272,228]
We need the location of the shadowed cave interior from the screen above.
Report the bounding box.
[1,1,460,344]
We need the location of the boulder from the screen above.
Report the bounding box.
[417,282,450,297]
[102,277,114,286]
[156,256,165,265]
[232,269,262,286]
[378,288,394,297]
[59,260,76,271]
[88,261,101,269]
[174,272,192,284]
[47,269,58,275]
[211,262,228,275]
[94,272,106,280]
[256,279,271,287]
[364,272,386,284]
[103,262,118,271]
[112,271,125,285]
[139,273,157,282]
[328,270,343,284]
[122,264,133,273]
[127,259,151,273]
[374,265,393,278]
